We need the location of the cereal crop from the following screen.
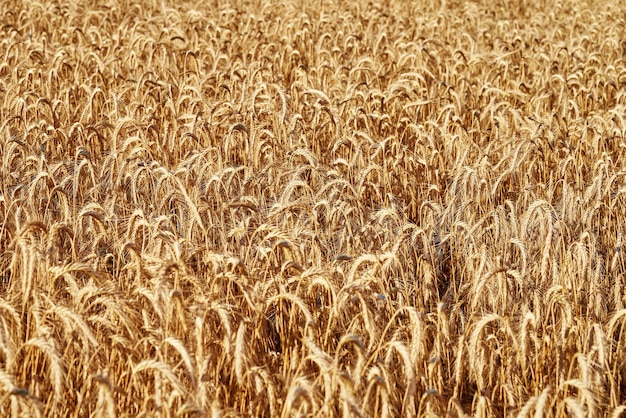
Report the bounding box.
[1,0,626,416]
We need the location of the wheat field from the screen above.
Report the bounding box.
[0,0,625,416]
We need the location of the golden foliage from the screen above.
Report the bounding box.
[1,0,626,416]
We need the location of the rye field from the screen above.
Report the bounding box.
[1,0,626,416]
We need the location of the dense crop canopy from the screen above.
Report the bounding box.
[0,0,626,416]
